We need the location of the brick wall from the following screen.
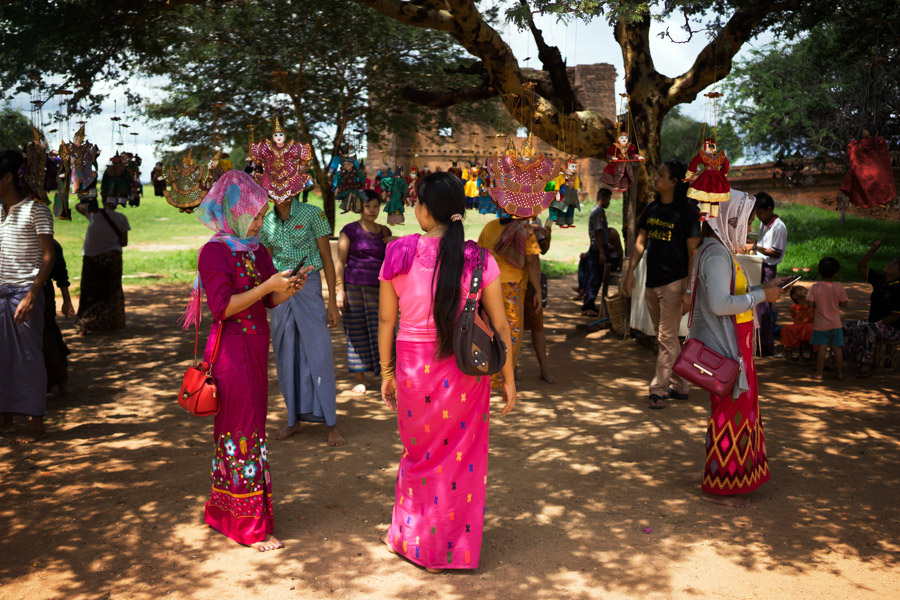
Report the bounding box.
[366,63,617,201]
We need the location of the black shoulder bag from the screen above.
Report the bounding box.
[452,248,507,376]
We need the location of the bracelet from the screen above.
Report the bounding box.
[380,359,396,380]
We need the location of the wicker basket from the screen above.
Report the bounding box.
[606,293,627,334]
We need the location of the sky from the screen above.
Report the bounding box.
[6,5,773,176]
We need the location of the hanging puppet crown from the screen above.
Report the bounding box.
[566,158,578,169]
[272,116,285,136]
[409,166,418,175]
[74,123,86,140]
[504,138,518,157]
[521,134,536,158]
[31,125,43,143]
[703,137,718,149]
[182,148,195,166]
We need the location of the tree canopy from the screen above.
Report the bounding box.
[723,0,899,160]
[660,108,744,166]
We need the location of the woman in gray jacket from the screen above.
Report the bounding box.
[688,192,790,507]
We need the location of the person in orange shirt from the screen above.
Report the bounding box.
[780,285,815,361]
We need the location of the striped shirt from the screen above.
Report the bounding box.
[0,199,54,287]
[258,201,331,272]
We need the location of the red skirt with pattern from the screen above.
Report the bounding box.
[702,320,770,495]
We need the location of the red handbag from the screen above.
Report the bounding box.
[178,321,224,417]
[673,244,742,397]
[673,338,741,397]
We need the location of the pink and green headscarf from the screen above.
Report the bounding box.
[181,170,270,328]
[196,169,269,252]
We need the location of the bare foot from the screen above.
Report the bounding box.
[273,423,302,441]
[425,567,444,574]
[351,383,367,394]
[380,532,397,555]
[13,417,45,445]
[250,535,284,552]
[328,426,346,447]
[539,370,557,383]
[701,491,750,507]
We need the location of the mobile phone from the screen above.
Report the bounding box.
[781,275,802,289]
[290,258,307,277]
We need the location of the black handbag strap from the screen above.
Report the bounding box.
[463,248,486,313]
[98,208,123,238]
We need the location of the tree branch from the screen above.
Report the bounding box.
[354,0,456,31]
[399,83,499,108]
[665,0,803,109]
[519,0,582,112]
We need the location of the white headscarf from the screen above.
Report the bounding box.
[707,189,755,254]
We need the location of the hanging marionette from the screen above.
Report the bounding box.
[164,149,210,213]
[101,152,133,207]
[599,131,643,193]
[686,137,730,220]
[405,166,421,207]
[249,116,312,203]
[59,123,101,214]
[549,158,581,228]
[463,163,480,210]
[485,134,562,219]
[127,153,143,207]
[333,152,366,214]
[380,164,407,225]
[448,160,463,180]
[20,126,58,205]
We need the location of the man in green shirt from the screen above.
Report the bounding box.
[260,198,345,446]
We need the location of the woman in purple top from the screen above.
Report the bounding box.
[335,189,394,393]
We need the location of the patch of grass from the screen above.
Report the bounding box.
[53,186,889,287]
[775,203,898,282]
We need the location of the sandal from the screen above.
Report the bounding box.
[581,309,600,317]
[649,394,667,409]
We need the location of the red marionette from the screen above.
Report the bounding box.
[686,137,730,220]
[599,131,643,193]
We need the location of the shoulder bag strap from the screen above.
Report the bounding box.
[98,208,123,238]
[687,242,736,330]
[463,248,486,312]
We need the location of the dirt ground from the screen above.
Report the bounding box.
[1,275,898,600]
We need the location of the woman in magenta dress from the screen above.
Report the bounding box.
[184,170,309,551]
[378,172,516,572]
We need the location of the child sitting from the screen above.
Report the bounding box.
[780,285,815,361]
[807,257,849,380]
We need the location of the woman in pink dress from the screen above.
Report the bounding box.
[184,170,310,551]
[378,172,516,572]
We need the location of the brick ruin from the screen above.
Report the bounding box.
[366,63,618,201]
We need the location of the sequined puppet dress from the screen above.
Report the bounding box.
[599,133,641,193]
[250,117,312,204]
[686,138,731,220]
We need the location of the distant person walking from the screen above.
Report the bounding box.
[75,196,130,334]
[186,170,309,552]
[0,150,55,444]
[378,172,515,572]
[751,192,787,356]
[623,160,701,409]
[688,192,789,507]
[335,189,393,394]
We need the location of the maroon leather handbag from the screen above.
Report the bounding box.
[673,244,742,397]
[178,321,224,417]
[673,338,741,397]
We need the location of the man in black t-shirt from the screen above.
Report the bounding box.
[624,161,701,408]
[844,238,900,377]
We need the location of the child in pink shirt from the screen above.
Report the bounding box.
[807,257,848,380]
